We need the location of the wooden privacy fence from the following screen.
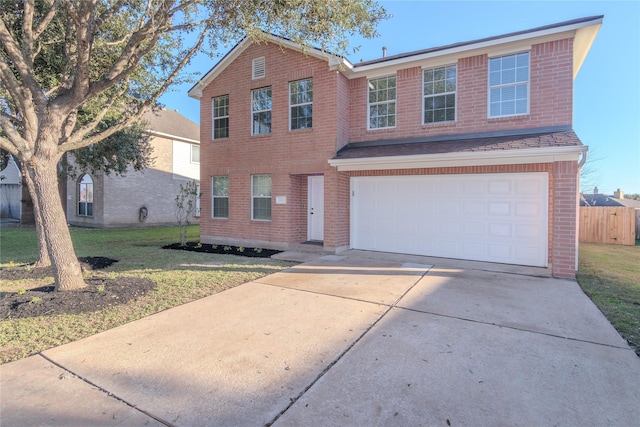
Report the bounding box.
[579,206,638,245]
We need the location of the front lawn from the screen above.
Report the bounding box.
[0,225,293,364]
[577,242,640,356]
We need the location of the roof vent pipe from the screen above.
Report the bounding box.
[382,46,387,58]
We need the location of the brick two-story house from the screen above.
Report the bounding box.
[189,16,603,278]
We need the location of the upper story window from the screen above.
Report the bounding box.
[212,176,229,219]
[212,95,229,139]
[423,65,456,123]
[289,78,313,130]
[489,52,529,117]
[78,174,93,217]
[251,87,272,135]
[251,174,272,221]
[252,57,265,79]
[191,144,200,163]
[368,75,396,129]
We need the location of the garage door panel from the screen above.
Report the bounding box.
[351,173,548,267]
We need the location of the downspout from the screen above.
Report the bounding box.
[578,146,588,169]
[576,146,588,272]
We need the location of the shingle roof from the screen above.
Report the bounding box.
[142,108,199,142]
[581,194,640,208]
[334,127,582,160]
[355,15,604,68]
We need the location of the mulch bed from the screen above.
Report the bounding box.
[162,242,281,258]
[0,257,155,319]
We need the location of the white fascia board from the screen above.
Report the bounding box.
[573,23,602,78]
[188,34,348,99]
[188,37,251,99]
[347,18,603,78]
[148,130,199,145]
[328,146,587,172]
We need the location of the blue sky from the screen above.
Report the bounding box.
[160,1,640,195]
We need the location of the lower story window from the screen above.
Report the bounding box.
[212,176,229,218]
[78,174,93,216]
[251,174,271,221]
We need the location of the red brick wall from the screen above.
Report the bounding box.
[551,161,579,278]
[348,39,574,143]
[199,43,341,248]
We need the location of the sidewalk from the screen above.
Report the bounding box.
[2,252,639,426]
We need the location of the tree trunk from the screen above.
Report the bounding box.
[27,157,86,291]
[22,170,51,268]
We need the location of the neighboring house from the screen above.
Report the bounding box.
[65,108,201,227]
[0,154,22,220]
[188,16,603,278]
[581,188,640,208]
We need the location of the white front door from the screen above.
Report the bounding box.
[308,176,324,241]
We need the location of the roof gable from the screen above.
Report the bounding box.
[188,33,346,99]
[143,108,200,143]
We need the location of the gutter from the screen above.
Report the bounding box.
[328,145,588,172]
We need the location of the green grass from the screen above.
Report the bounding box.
[0,226,293,364]
[577,242,640,355]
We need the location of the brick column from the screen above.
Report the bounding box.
[552,160,579,278]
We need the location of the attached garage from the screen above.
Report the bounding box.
[350,173,548,267]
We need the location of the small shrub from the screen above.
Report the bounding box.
[238,246,245,253]
[223,246,232,251]
[17,288,26,295]
[97,285,106,293]
[254,248,263,254]
[30,296,41,304]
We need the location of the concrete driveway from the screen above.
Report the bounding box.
[2,251,639,426]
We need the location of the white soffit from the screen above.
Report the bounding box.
[573,23,602,78]
[328,146,587,172]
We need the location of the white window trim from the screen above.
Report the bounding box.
[487,51,531,118]
[367,75,397,130]
[78,174,94,217]
[211,176,228,219]
[251,87,272,136]
[289,78,313,131]
[190,144,200,164]
[422,64,457,125]
[251,174,272,221]
[212,95,229,140]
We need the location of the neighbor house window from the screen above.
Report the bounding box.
[78,174,93,216]
[489,52,529,117]
[423,65,456,123]
[191,144,200,163]
[368,75,396,129]
[251,87,272,135]
[212,95,229,139]
[211,176,228,218]
[290,78,313,130]
[251,174,271,220]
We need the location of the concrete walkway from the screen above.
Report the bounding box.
[2,251,639,426]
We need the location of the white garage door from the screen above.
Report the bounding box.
[351,173,548,267]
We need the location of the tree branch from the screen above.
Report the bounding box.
[0,54,38,144]
[33,0,62,40]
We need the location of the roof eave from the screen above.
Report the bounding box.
[188,34,350,99]
[350,16,604,77]
[328,146,587,172]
